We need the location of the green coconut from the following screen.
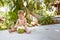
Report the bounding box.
[17,29,25,34]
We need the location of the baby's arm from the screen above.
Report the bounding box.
[23,18,31,34]
[14,19,19,28]
[23,18,27,26]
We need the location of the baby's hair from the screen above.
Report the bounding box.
[18,10,24,14]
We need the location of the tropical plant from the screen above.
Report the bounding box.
[0,0,57,28]
[43,0,56,9]
[38,15,53,25]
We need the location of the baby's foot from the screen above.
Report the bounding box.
[8,29,13,33]
[8,28,16,33]
[25,30,31,34]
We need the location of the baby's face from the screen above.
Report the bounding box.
[18,13,24,17]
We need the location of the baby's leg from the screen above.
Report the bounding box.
[24,26,31,34]
[9,27,17,33]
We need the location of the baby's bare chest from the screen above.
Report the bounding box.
[18,19,25,24]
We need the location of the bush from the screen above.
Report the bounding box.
[26,17,32,24]
[0,23,7,30]
[38,16,53,25]
[0,26,2,30]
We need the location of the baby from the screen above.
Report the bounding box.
[9,10,31,34]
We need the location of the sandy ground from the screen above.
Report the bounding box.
[0,24,60,40]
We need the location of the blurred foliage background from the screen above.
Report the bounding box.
[0,0,57,30]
